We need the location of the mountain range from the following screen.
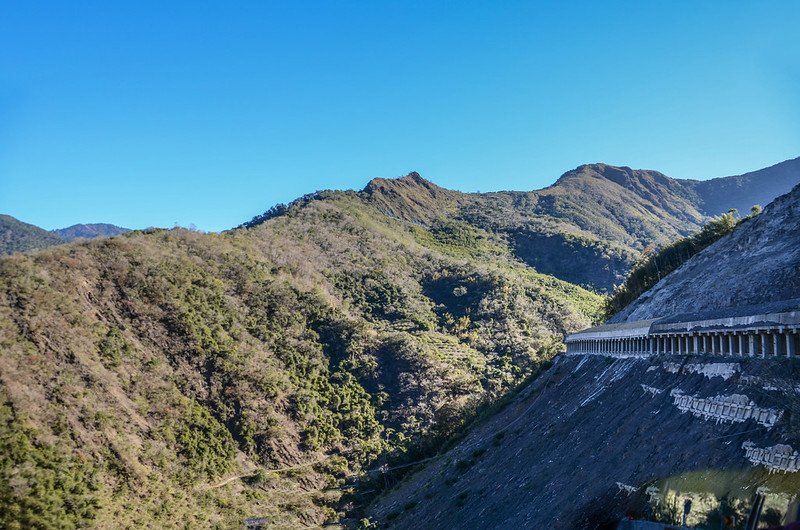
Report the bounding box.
[0,156,798,528]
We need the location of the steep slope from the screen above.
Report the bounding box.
[0,214,65,255]
[610,182,800,322]
[368,354,800,529]
[53,223,130,241]
[0,191,601,528]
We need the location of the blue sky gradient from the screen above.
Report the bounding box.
[1,1,798,231]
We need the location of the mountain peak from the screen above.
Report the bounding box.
[363,171,440,194]
[361,172,462,224]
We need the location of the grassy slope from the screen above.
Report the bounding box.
[0,191,601,528]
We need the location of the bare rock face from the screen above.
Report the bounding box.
[611,183,800,323]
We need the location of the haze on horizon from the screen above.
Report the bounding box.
[1,1,799,232]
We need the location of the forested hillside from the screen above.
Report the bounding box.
[0,215,65,255]
[0,188,600,528]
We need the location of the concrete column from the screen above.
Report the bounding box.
[774,333,781,356]
[728,334,734,356]
[693,335,699,355]
[749,334,755,357]
[786,333,793,357]
[761,333,768,357]
[738,334,744,356]
[710,334,716,354]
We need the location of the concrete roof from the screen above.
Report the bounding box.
[566,319,659,341]
[651,298,800,334]
[653,298,800,326]
[567,299,800,341]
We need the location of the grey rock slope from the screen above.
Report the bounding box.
[368,355,800,529]
[610,182,800,323]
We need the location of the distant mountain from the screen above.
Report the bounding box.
[0,217,131,255]
[53,223,130,241]
[0,214,65,255]
[686,156,800,217]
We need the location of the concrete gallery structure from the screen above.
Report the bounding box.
[565,299,800,358]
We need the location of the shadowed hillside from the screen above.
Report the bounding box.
[0,214,65,255]
[368,354,800,529]
[688,156,800,217]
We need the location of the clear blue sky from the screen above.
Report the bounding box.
[1,1,798,231]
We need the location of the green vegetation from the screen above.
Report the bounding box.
[0,184,601,527]
[604,208,761,317]
[0,400,99,530]
[165,399,237,481]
